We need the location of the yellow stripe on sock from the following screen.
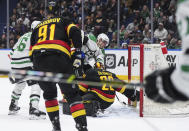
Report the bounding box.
[46,106,59,112]
[72,110,86,118]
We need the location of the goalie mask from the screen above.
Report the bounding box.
[97,33,109,49]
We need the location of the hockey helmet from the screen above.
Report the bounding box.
[31,21,41,30]
[97,33,109,48]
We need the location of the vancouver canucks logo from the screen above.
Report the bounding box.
[105,54,116,69]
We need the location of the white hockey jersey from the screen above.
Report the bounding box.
[10,32,33,69]
[81,34,104,67]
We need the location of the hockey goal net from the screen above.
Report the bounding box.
[128,44,189,117]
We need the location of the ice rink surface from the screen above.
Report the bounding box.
[0,78,189,131]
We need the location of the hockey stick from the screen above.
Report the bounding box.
[0,69,143,88]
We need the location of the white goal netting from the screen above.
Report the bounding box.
[128,44,189,117]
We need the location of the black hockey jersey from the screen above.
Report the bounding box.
[30,17,82,58]
[78,69,127,108]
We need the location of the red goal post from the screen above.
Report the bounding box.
[128,44,144,117]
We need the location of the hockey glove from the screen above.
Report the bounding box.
[145,67,188,103]
[94,62,104,69]
[72,49,85,78]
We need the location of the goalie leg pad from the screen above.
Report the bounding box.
[62,101,100,117]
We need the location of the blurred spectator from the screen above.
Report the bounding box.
[93,10,108,36]
[108,40,118,49]
[143,24,150,38]
[140,5,150,21]
[0,0,181,49]
[0,34,7,48]
[154,22,168,41]
[133,30,144,44]
[106,0,117,21]
[154,2,161,19]
[17,14,30,27]
[122,32,131,45]
[121,43,128,49]
[68,1,78,14]
[126,18,138,33]
[143,38,150,44]
[167,37,178,49]
[113,24,126,44]
[175,40,182,49]
[9,39,15,48]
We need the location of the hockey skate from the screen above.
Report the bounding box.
[76,123,88,131]
[29,104,46,120]
[8,99,20,115]
[52,128,61,131]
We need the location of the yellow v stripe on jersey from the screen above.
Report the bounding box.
[29,44,71,57]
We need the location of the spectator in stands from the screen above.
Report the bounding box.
[175,40,182,49]
[68,1,78,14]
[154,22,168,41]
[3,25,15,34]
[93,10,107,36]
[126,18,138,33]
[154,2,161,19]
[143,24,150,38]
[17,14,30,27]
[167,37,178,49]
[0,0,181,50]
[121,42,128,49]
[108,40,118,49]
[112,24,126,44]
[140,5,150,21]
[133,30,144,44]
[122,32,131,45]
[9,39,15,48]
[106,0,117,21]
[10,15,17,28]
[0,34,6,48]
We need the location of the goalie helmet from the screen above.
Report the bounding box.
[97,33,109,49]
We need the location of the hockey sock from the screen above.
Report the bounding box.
[45,99,61,130]
[29,94,40,109]
[70,101,87,127]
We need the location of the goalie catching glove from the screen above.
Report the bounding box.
[144,67,188,103]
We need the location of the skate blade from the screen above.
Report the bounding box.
[29,114,46,120]
[8,110,18,115]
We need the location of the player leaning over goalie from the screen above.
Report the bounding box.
[72,32,109,77]
[8,21,46,119]
[145,0,189,103]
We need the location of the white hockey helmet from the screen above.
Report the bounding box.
[31,21,41,30]
[97,33,109,48]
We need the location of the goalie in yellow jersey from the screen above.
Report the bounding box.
[62,68,140,117]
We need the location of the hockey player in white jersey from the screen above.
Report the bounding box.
[72,32,109,77]
[82,33,109,71]
[144,0,189,103]
[8,21,46,119]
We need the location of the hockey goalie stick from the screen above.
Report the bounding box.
[0,69,143,88]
